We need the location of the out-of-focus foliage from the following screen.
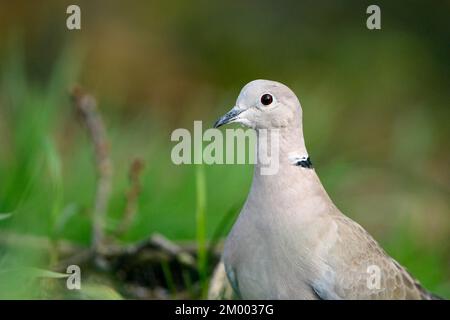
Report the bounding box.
[0,1,448,298]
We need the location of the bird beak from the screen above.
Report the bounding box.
[213,106,243,128]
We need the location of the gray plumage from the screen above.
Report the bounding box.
[213,79,440,300]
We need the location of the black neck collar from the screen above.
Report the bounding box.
[293,156,313,169]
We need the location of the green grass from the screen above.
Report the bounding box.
[195,164,208,298]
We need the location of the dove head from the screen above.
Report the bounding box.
[214,79,302,130]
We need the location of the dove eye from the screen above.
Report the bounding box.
[260,93,273,106]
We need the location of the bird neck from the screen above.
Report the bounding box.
[250,126,332,211]
[255,126,309,174]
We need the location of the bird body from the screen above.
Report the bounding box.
[214,80,439,300]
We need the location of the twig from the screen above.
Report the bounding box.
[71,86,113,253]
[149,233,196,268]
[98,233,197,268]
[115,158,144,236]
[0,231,198,270]
[0,231,82,256]
[208,260,234,300]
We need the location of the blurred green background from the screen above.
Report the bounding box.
[0,1,448,299]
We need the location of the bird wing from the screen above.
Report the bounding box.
[312,214,438,300]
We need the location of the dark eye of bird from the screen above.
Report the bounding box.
[260,94,273,106]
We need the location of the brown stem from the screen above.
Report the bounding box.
[115,158,144,236]
[71,86,113,253]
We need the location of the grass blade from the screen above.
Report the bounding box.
[195,165,207,298]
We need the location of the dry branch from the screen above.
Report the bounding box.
[208,260,234,300]
[0,231,82,256]
[71,86,113,253]
[115,158,144,236]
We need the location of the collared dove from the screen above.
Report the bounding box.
[213,79,441,300]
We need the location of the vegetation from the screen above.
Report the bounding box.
[0,1,448,299]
